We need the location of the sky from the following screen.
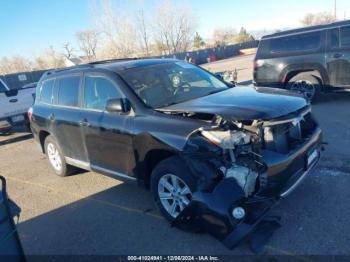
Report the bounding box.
[1,0,350,58]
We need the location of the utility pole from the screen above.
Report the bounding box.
[334,0,337,20]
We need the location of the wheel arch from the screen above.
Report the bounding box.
[281,64,329,90]
[138,149,178,188]
[132,131,190,188]
[39,130,50,153]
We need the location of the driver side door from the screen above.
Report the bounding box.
[80,73,135,177]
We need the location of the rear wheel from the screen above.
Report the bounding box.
[151,156,195,222]
[286,73,322,102]
[0,127,12,136]
[44,136,74,177]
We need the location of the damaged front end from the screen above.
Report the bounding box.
[173,106,322,252]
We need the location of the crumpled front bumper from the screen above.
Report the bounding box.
[173,177,281,252]
[173,128,322,252]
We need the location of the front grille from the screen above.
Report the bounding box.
[263,112,317,154]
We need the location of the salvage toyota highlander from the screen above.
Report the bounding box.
[30,59,322,249]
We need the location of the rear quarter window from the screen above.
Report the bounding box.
[39,79,55,104]
[57,76,81,107]
[340,26,350,47]
[270,31,321,53]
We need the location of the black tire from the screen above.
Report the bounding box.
[44,135,74,177]
[0,128,12,136]
[286,73,322,102]
[151,156,196,223]
[24,122,31,133]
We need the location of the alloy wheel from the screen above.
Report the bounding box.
[290,80,316,101]
[47,143,62,172]
[158,174,192,218]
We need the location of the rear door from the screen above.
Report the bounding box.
[326,26,350,87]
[80,73,134,176]
[50,74,87,162]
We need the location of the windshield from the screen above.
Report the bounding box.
[120,61,229,108]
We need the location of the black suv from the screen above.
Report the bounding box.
[254,20,350,101]
[30,59,322,245]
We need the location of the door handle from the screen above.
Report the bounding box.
[48,113,55,121]
[79,119,90,127]
[333,53,343,59]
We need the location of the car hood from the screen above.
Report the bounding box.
[158,85,308,121]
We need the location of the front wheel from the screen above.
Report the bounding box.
[151,156,195,222]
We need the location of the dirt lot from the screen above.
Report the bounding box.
[1,57,350,255]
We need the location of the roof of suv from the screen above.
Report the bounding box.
[43,58,178,78]
[262,19,350,39]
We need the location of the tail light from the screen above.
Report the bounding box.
[27,107,33,120]
[253,59,264,70]
[253,60,258,70]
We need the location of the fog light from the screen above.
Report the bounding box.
[232,207,245,219]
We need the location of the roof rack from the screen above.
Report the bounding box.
[87,57,139,65]
[45,64,92,75]
[262,19,350,39]
[44,57,140,76]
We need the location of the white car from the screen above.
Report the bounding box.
[0,78,36,133]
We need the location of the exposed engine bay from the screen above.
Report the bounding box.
[162,105,322,252]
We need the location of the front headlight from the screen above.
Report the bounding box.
[201,130,250,149]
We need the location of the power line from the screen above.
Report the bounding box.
[334,0,337,20]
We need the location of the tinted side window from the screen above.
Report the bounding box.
[57,76,80,107]
[270,31,321,53]
[40,79,55,104]
[330,28,340,49]
[340,26,350,47]
[83,76,122,110]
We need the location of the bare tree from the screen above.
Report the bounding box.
[76,29,99,61]
[33,46,65,70]
[213,27,237,46]
[0,56,32,75]
[0,47,65,74]
[63,42,75,59]
[93,0,138,58]
[136,8,150,56]
[153,0,197,55]
[301,11,336,26]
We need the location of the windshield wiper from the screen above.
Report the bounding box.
[157,101,179,108]
[207,88,228,95]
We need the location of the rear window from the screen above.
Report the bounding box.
[39,79,55,104]
[57,76,80,107]
[270,31,321,53]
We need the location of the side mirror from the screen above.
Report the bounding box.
[106,98,131,114]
